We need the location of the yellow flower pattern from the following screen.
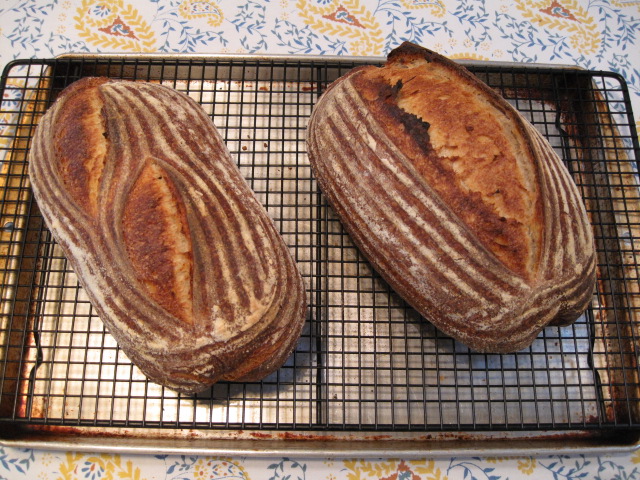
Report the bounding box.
[517,457,537,475]
[343,458,448,480]
[401,0,446,16]
[74,0,156,51]
[295,0,385,55]
[193,457,250,479]
[516,0,600,54]
[447,52,491,61]
[58,453,142,480]
[179,0,224,27]
[485,456,509,463]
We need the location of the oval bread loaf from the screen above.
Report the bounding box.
[29,77,307,394]
[307,42,596,353]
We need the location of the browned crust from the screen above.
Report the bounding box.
[51,78,110,218]
[351,47,543,280]
[122,160,194,324]
[307,42,596,353]
[28,77,307,393]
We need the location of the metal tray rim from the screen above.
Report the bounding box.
[52,51,581,70]
[0,53,637,456]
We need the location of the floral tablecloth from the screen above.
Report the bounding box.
[0,450,639,480]
[1,1,639,479]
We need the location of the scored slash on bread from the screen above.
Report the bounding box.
[307,42,596,353]
[28,77,307,394]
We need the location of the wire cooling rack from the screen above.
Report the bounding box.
[0,56,639,449]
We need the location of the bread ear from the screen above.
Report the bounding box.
[307,43,595,353]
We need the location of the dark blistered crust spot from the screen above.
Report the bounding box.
[356,75,433,162]
[378,79,433,154]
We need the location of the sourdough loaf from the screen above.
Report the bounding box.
[307,42,596,353]
[29,77,307,394]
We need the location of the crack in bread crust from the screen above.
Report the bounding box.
[122,159,194,324]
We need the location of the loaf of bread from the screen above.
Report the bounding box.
[307,42,596,353]
[28,77,307,394]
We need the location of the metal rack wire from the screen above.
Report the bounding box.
[0,56,639,440]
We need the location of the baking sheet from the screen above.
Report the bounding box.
[0,55,639,454]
